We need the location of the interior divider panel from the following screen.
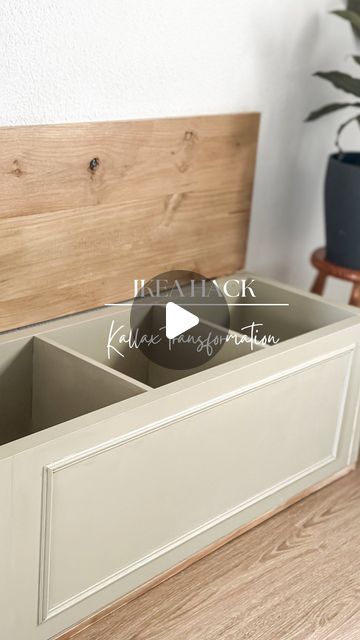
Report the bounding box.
[33,337,148,433]
[38,335,152,393]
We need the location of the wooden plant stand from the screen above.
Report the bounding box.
[311,247,360,307]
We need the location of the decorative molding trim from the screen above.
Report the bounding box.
[52,464,357,640]
[347,348,360,465]
[332,346,354,459]
[38,345,355,623]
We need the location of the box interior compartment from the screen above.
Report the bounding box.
[2,274,356,447]
[212,277,356,342]
[0,336,145,446]
[46,305,264,389]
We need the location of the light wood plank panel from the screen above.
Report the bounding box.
[0,190,249,328]
[0,114,259,218]
[0,113,260,332]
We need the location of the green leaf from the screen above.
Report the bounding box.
[314,71,360,98]
[353,55,360,65]
[348,0,360,35]
[331,10,360,31]
[306,102,360,121]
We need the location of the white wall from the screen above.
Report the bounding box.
[0,0,358,301]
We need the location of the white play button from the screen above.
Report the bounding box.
[131,270,230,370]
[165,302,199,340]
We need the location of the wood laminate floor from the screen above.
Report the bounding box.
[73,466,360,640]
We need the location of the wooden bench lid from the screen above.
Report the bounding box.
[0,113,260,332]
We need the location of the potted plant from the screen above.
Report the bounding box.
[306,1,360,269]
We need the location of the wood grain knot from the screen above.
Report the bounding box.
[10,159,25,178]
[89,158,100,172]
[172,130,199,173]
[184,130,196,142]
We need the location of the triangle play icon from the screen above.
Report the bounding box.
[165,302,200,340]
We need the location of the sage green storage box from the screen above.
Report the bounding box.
[1,272,360,640]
